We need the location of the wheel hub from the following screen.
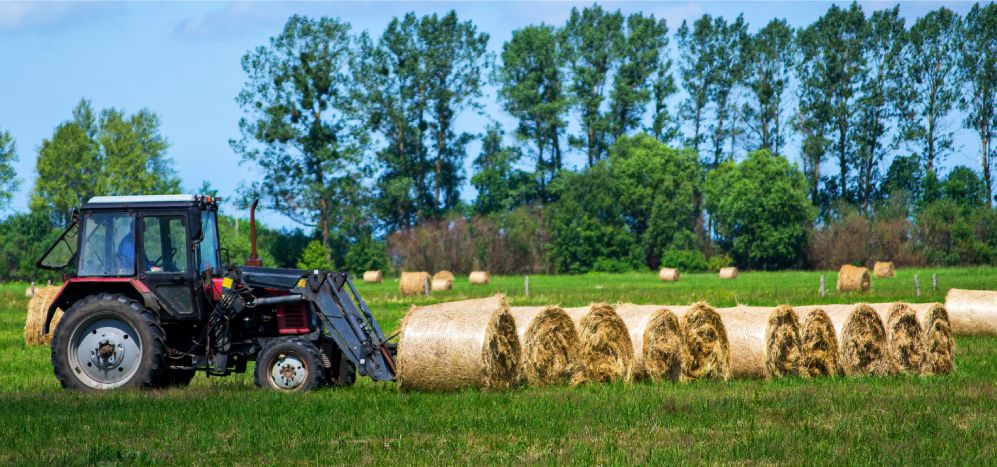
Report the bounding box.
[269,353,307,390]
[70,316,142,389]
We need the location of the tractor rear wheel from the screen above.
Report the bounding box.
[51,294,167,391]
[254,338,324,392]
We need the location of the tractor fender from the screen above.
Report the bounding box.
[43,278,160,334]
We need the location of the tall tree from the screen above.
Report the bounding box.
[959,3,997,208]
[232,16,364,249]
[743,18,794,154]
[0,129,20,212]
[563,5,624,166]
[609,13,669,141]
[897,7,961,177]
[648,48,679,143]
[470,124,535,215]
[706,15,749,165]
[676,16,718,155]
[796,3,867,202]
[496,24,568,193]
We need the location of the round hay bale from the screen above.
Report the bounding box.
[715,306,806,379]
[797,304,896,376]
[873,261,895,278]
[796,308,839,377]
[564,304,634,385]
[509,306,579,386]
[362,270,383,283]
[23,286,63,346]
[944,288,997,335]
[430,278,453,291]
[433,270,455,282]
[718,267,738,279]
[675,303,731,381]
[869,303,926,374]
[616,305,683,382]
[909,302,955,375]
[837,265,871,292]
[658,268,680,282]
[396,295,520,391]
[469,271,490,285]
[399,271,430,296]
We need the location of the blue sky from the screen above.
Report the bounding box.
[0,1,982,229]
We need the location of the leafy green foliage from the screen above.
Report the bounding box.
[343,235,390,275]
[296,240,336,271]
[660,249,707,272]
[958,3,997,208]
[470,125,536,214]
[706,254,733,272]
[742,19,794,154]
[0,211,63,282]
[0,130,20,212]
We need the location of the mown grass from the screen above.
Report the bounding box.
[2,269,996,464]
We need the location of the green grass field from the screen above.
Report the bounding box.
[2,268,996,464]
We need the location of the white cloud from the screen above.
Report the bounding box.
[0,2,125,34]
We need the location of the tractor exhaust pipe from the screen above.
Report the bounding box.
[246,199,263,267]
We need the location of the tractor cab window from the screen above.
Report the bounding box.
[142,216,188,273]
[199,210,221,275]
[78,213,136,276]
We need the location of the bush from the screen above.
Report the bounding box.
[344,235,390,275]
[296,240,336,271]
[706,254,733,272]
[592,257,640,273]
[660,249,707,272]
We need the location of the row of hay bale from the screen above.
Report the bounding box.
[393,270,491,295]
[658,267,738,281]
[395,295,960,391]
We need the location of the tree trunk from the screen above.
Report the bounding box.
[839,123,848,202]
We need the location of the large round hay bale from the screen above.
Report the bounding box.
[909,302,955,375]
[509,306,579,386]
[797,304,896,376]
[362,270,383,283]
[430,278,453,291]
[675,303,731,381]
[873,261,895,278]
[616,305,683,382]
[718,267,738,279]
[837,265,871,292]
[869,303,926,374]
[396,295,520,391]
[469,271,490,285]
[564,304,634,385]
[944,288,997,335]
[715,305,806,379]
[796,308,839,377]
[399,272,430,296]
[433,270,455,282]
[23,286,63,346]
[658,268,679,282]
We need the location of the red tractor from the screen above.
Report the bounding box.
[38,195,396,392]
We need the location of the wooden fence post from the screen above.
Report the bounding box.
[819,274,826,297]
[914,274,921,297]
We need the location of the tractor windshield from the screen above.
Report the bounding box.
[199,210,221,275]
[78,212,136,276]
[38,215,79,270]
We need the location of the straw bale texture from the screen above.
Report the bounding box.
[469,271,491,285]
[433,270,455,282]
[362,270,383,283]
[873,261,895,278]
[797,304,896,376]
[869,303,926,374]
[509,306,579,386]
[944,288,997,335]
[837,265,871,292]
[399,272,430,296]
[909,302,955,375]
[24,286,62,346]
[616,305,683,382]
[564,304,634,385]
[715,306,806,379]
[430,279,453,291]
[658,268,680,282]
[675,303,731,381]
[796,308,839,377]
[718,267,738,279]
[396,295,520,391]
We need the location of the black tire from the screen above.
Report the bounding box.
[51,293,167,391]
[254,338,324,392]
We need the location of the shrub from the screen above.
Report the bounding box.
[660,249,708,272]
[296,240,336,271]
[707,254,733,272]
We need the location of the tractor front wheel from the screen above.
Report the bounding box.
[254,339,324,392]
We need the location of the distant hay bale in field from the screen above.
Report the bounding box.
[944,288,997,335]
[658,268,680,282]
[715,305,806,379]
[873,261,895,278]
[469,271,491,285]
[909,302,955,375]
[797,304,895,376]
[399,272,430,296]
[718,267,738,279]
[433,270,455,282]
[430,278,453,291]
[837,265,871,292]
[362,270,383,283]
[616,305,682,382]
[796,308,839,377]
[396,295,520,391]
[869,303,926,374]
[509,306,579,386]
[564,304,634,385]
[676,303,731,381]
[24,286,62,346]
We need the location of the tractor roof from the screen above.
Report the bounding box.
[83,194,214,210]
